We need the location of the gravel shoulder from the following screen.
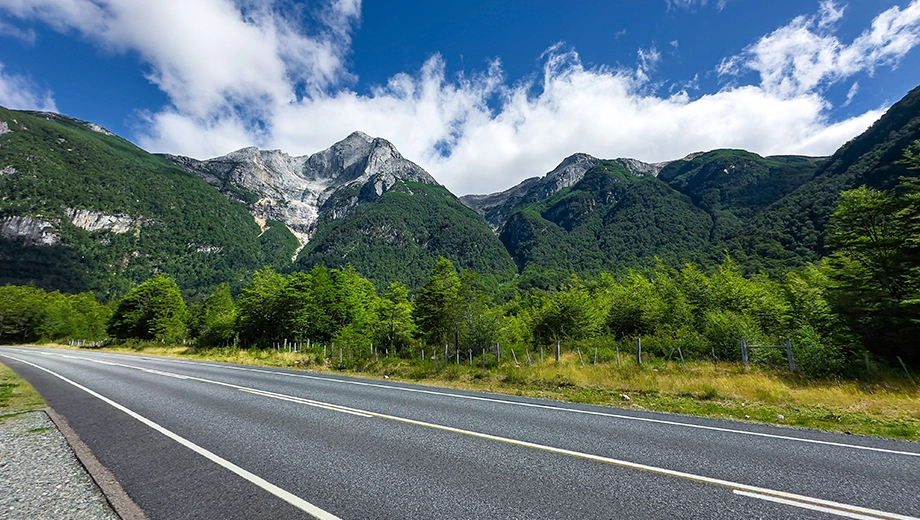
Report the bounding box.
[0,410,119,520]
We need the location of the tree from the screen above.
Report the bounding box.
[372,282,416,354]
[457,270,501,351]
[107,275,188,343]
[532,275,599,344]
[194,283,237,346]
[413,257,461,347]
[823,143,920,365]
[235,267,286,346]
[0,285,47,343]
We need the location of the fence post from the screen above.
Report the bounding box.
[577,348,584,366]
[785,338,796,372]
[616,345,621,368]
[635,338,642,365]
[741,338,748,369]
[898,356,911,378]
[469,349,472,366]
[594,347,598,365]
[678,347,685,366]
[555,340,561,362]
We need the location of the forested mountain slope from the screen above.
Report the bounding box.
[727,84,920,273]
[0,107,269,300]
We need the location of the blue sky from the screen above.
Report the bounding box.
[2,0,920,195]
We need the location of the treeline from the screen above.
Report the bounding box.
[0,285,109,343]
[0,253,903,377]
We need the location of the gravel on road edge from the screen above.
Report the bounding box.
[0,409,144,520]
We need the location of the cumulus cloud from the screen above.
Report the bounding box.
[0,0,358,118]
[719,0,920,98]
[1,0,918,196]
[0,63,56,111]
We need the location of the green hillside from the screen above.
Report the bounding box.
[658,150,821,243]
[294,182,517,290]
[499,153,817,286]
[0,107,272,300]
[727,84,920,274]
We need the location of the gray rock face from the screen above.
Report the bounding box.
[164,131,440,251]
[0,216,61,246]
[460,153,671,231]
[65,208,139,234]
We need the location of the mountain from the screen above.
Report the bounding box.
[497,160,715,287]
[657,150,823,244]
[0,107,268,299]
[164,131,438,250]
[460,84,920,284]
[459,153,666,230]
[4,82,919,298]
[728,84,920,274]
[462,148,821,286]
[166,132,515,290]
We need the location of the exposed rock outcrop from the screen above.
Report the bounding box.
[0,216,61,246]
[65,208,140,234]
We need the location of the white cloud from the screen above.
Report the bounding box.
[0,63,56,111]
[720,0,920,98]
[665,0,728,12]
[0,0,359,118]
[1,0,917,196]
[0,17,36,43]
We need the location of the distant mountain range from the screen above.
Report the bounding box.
[2,83,919,297]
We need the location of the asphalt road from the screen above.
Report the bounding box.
[2,346,918,520]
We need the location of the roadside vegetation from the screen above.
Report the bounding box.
[40,341,919,441]
[0,361,45,419]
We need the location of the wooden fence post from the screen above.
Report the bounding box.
[635,338,642,365]
[741,338,749,369]
[785,338,796,372]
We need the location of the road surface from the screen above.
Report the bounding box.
[2,346,918,519]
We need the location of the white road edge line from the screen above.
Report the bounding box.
[17,350,916,520]
[733,490,893,520]
[0,353,341,520]
[143,354,920,458]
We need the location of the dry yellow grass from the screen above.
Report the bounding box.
[0,361,45,418]
[34,344,920,440]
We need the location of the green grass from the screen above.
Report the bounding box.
[0,361,45,420]
[42,343,920,441]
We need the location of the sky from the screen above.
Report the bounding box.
[2,1,920,195]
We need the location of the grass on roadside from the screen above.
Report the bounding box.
[38,342,920,441]
[0,361,45,419]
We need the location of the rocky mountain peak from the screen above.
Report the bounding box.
[539,153,603,197]
[165,132,440,254]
